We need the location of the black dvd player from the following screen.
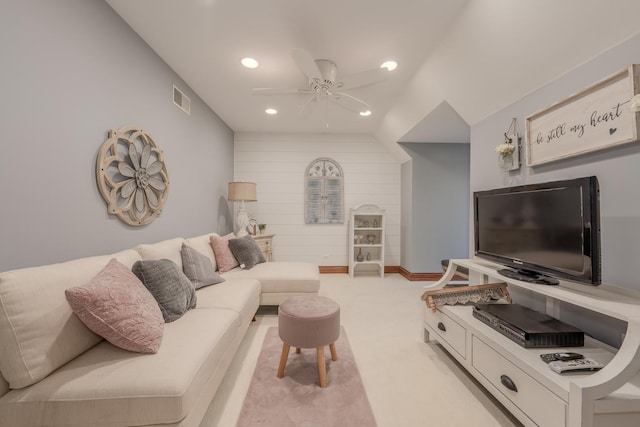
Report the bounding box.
[472,303,584,348]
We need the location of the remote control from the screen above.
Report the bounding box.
[540,352,584,363]
[548,358,603,373]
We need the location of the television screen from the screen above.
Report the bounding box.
[474,176,600,285]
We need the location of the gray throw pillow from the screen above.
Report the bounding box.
[228,235,266,270]
[181,243,225,289]
[132,259,197,323]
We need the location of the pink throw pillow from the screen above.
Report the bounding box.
[210,233,239,272]
[65,258,164,353]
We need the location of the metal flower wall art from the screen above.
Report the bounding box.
[96,125,169,226]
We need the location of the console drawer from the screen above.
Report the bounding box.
[472,336,566,427]
[424,308,466,359]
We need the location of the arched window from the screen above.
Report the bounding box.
[304,158,344,224]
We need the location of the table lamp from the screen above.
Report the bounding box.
[228,182,257,237]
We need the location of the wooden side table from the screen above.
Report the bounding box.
[251,234,274,262]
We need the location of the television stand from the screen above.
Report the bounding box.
[423,258,640,427]
[498,267,559,286]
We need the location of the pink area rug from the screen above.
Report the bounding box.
[236,326,377,427]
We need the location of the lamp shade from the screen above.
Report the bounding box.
[228,182,257,202]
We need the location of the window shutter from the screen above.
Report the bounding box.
[325,177,343,223]
[305,177,324,224]
[304,158,344,224]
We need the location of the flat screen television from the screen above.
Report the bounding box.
[473,176,601,286]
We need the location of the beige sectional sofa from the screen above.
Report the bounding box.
[0,232,320,427]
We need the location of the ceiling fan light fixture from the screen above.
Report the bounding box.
[265,108,278,115]
[241,57,259,69]
[252,49,386,120]
[380,60,397,71]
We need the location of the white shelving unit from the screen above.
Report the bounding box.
[348,203,385,278]
[423,258,640,427]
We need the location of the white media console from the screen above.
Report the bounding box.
[423,259,640,427]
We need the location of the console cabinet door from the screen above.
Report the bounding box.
[424,309,467,360]
[472,336,566,427]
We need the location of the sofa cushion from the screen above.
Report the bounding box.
[132,259,197,323]
[181,243,224,289]
[184,233,218,271]
[135,237,185,269]
[65,258,164,354]
[0,309,239,427]
[210,233,239,273]
[222,262,320,294]
[228,235,265,270]
[195,278,261,327]
[0,249,141,389]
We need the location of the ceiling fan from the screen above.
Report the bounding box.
[252,48,391,117]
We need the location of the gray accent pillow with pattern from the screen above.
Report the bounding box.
[181,243,225,289]
[228,235,266,270]
[132,259,197,322]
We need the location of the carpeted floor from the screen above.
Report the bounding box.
[201,273,521,427]
[235,326,376,427]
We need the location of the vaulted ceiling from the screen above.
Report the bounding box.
[106,0,640,160]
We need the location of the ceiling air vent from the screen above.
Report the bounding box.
[173,84,191,115]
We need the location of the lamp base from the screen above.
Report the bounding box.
[236,204,250,237]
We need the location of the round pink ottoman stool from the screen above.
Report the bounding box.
[276,295,340,387]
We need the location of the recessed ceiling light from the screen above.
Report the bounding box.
[360,110,372,117]
[241,57,259,69]
[265,108,278,115]
[380,60,397,71]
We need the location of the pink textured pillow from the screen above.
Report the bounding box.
[65,258,164,353]
[210,233,239,272]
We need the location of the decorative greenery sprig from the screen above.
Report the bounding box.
[495,143,515,158]
[631,94,640,112]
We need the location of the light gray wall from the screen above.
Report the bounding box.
[0,0,234,271]
[471,32,640,293]
[400,143,470,272]
[400,159,414,270]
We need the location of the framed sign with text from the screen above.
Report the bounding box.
[526,64,640,166]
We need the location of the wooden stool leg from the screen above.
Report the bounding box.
[296,347,301,354]
[329,343,338,361]
[277,343,290,378]
[317,346,327,387]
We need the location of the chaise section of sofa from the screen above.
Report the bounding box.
[181,232,321,305]
[222,261,320,305]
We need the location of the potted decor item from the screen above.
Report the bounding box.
[496,141,516,170]
[631,94,640,112]
[495,118,520,171]
[258,224,267,234]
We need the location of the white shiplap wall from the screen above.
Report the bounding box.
[234,133,402,267]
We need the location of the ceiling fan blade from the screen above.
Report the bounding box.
[336,67,390,91]
[330,92,372,113]
[299,96,320,119]
[252,87,311,95]
[292,48,322,82]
